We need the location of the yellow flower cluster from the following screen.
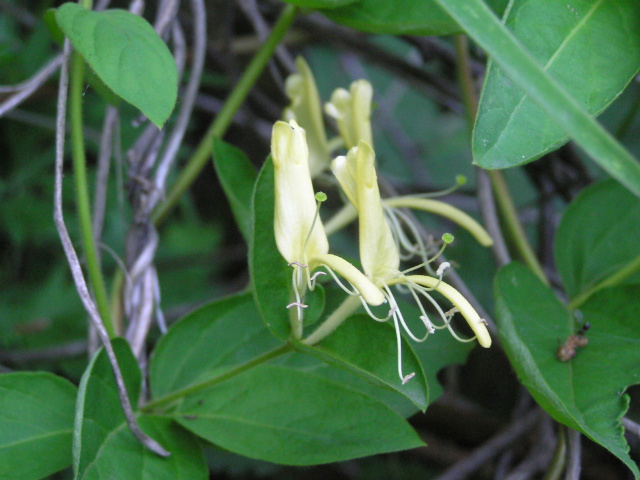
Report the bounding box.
[273,58,492,383]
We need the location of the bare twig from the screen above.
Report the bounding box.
[0,55,63,115]
[54,40,169,458]
[154,0,180,37]
[622,417,640,438]
[564,429,581,480]
[0,340,87,363]
[92,106,120,242]
[238,0,296,76]
[124,0,207,359]
[150,0,207,211]
[477,167,511,267]
[503,414,556,480]
[434,409,541,480]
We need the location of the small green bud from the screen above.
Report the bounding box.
[315,192,327,203]
[442,233,454,244]
[455,175,467,186]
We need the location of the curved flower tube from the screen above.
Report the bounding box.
[272,120,385,338]
[331,140,491,382]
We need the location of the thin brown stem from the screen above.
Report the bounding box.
[54,40,169,458]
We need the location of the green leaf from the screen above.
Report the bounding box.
[555,179,640,305]
[279,0,358,9]
[44,9,65,45]
[74,338,207,480]
[249,158,296,340]
[149,292,282,400]
[320,0,507,35]
[0,372,76,480]
[432,0,640,197]
[495,263,640,478]
[474,0,640,170]
[173,364,424,465]
[294,314,429,411]
[211,139,258,244]
[55,3,177,128]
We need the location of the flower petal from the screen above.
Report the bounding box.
[325,80,373,149]
[272,120,329,267]
[353,141,400,282]
[283,57,330,177]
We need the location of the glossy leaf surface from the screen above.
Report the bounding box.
[0,372,76,480]
[495,263,640,478]
[555,179,640,303]
[56,3,177,128]
[149,292,281,399]
[174,364,424,465]
[321,0,508,35]
[74,339,207,480]
[211,139,257,244]
[295,314,429,411]
[431,0,640,196]
[474,0,640,170]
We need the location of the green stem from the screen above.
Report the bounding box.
[70,51,115,337]
[542,425,567,480]
[302,295,362,346]
[142,344,292,412]
[568,254,640,310]
[151,4,299,226]
[454,35,548,286]
[489,170,548,285]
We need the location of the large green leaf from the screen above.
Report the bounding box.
[74,339,207,480]
[555,179,640,304]
[56,3,177,128]
[431,0,640,196]
[249,158,298,340]
[0,372,76,480]
[211,139,257,244]
[149,292,282,400]
[321,0,508,36]
[173,364,424,465]
[295,314,429,411]
[495,263,640,478]
[474,0,640,169]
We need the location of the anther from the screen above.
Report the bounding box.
[421,316,436,334]
[288,261,308,268]
[445,307,459,318]
[286,302,308,309]
[401,372,416,385]
[436,262,451,276]
[310,271,327,282]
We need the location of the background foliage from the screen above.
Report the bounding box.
[1,0,640,479]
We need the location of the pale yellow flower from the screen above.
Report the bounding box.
[325,79,373,150]
[332,141,491,382]
[271,120,385,338]
[283,57,330,178]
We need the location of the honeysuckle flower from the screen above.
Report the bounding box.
[325,79,373,150]
[271,120,385,338]
[283,57,330,178]
[331,141,491,383]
